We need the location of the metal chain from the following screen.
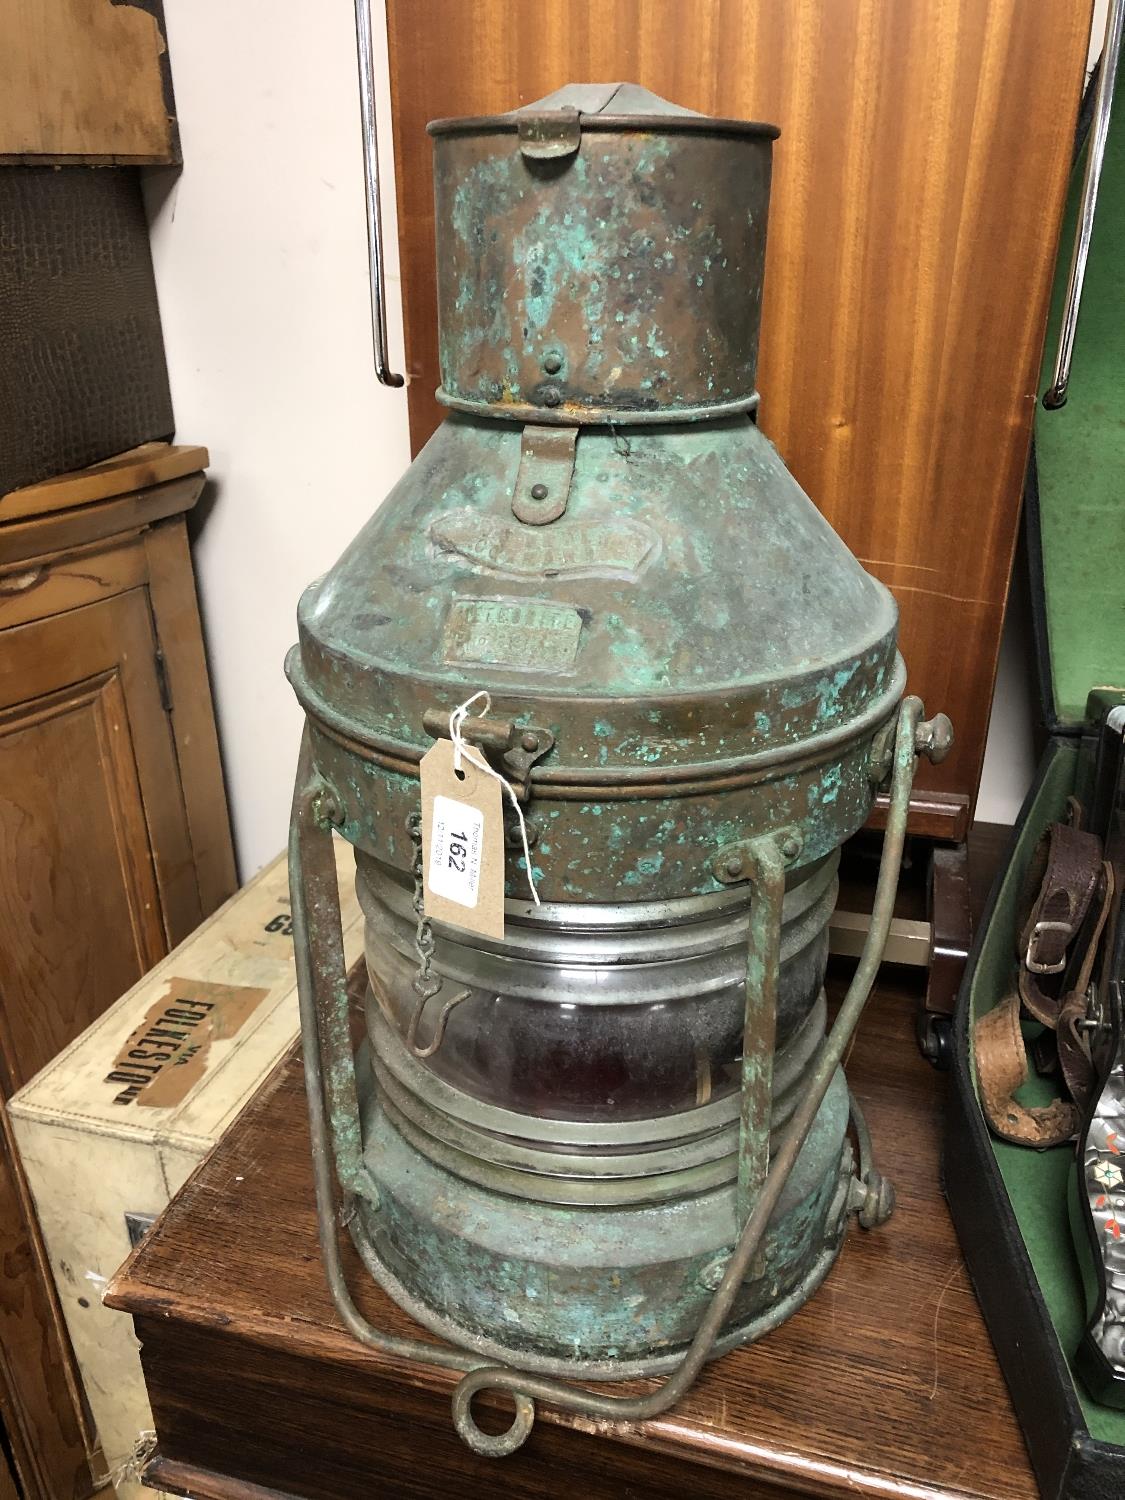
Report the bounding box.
[407,812,442,1002]
[404,812,470,1058]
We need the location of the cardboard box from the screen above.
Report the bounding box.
[9,842,363,1497]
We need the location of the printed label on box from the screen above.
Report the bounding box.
[103,978,270,1108]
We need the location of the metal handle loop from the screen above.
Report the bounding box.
[450,1389,536,1459]
[449,696,926,1455]
[354,0,405,388]
[1043,0,1124,410]
[406,985,471,1059]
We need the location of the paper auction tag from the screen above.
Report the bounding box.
[419,738,505,939]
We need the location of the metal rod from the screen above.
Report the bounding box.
[449,695,924,1455]
[292,765,364,1194]
[289,735,509,1375]
[1043,0,1124,409]
[737,839,785,1222]
[353,0,404,388]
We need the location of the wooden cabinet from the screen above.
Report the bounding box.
[0,1443,18,1500]
[0,1113,89,1500]
[0,595,179,1084]
[0,465,235,1499]
[104,960,1039,1500]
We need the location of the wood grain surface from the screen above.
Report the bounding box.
[142,518,238,918]
[0,475,206,568]
[0,0,177,163]
[0,445,211,523]
[0,473,234,1500]
[384,0,1092,823]
[109,962,1036,1500]
[0,1440,18,1500]
[0,603,171,1089]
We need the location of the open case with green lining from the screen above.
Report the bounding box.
[946,73,1125,1500]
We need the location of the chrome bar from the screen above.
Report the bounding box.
[353,0,405,388]
[1043,0,1124,409]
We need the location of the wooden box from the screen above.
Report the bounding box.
[7,844,363,1497]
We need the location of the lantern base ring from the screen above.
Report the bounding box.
[290,696,928,1458]
[346,1133,854,1381]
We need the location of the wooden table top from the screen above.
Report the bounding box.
[108,958,1035,1500]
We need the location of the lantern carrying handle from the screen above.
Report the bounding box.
[291,699,938,1458]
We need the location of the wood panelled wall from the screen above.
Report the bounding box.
[385,0,1093,821]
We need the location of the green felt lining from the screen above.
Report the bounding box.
[966,740,1125,1445]
[1035,108,1125,727]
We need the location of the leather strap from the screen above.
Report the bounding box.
[975,992,1079,1147]
[1018,822,1103,1024]
[1054,861,1114,1108]
[974,816,1112,1149]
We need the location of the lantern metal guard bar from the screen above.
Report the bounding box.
[287,80,953,1458]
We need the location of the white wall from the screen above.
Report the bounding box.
[977,555,1039,826]
[148,1,1069,872]
[147,0,410,877]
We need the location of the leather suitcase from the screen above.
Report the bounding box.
[945,71,1125,1500]
[0,166,174,496]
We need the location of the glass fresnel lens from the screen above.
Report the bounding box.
[288,82,951,1456]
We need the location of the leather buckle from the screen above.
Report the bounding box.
[1025,920,1071,975]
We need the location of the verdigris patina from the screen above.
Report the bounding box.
[288,82,951,1458]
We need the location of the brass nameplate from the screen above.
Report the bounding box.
[431,509,658,579]
[443,597,584,674]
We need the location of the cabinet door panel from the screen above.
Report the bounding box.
[0,589,195,1089]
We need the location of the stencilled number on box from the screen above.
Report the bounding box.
[428,795,484,907]
[264,912,293,936]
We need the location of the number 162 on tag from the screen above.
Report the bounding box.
[428,796,484,907]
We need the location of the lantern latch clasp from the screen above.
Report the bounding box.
[518,107,582,161]
[512,424,578,524]
[422,707,554,798]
